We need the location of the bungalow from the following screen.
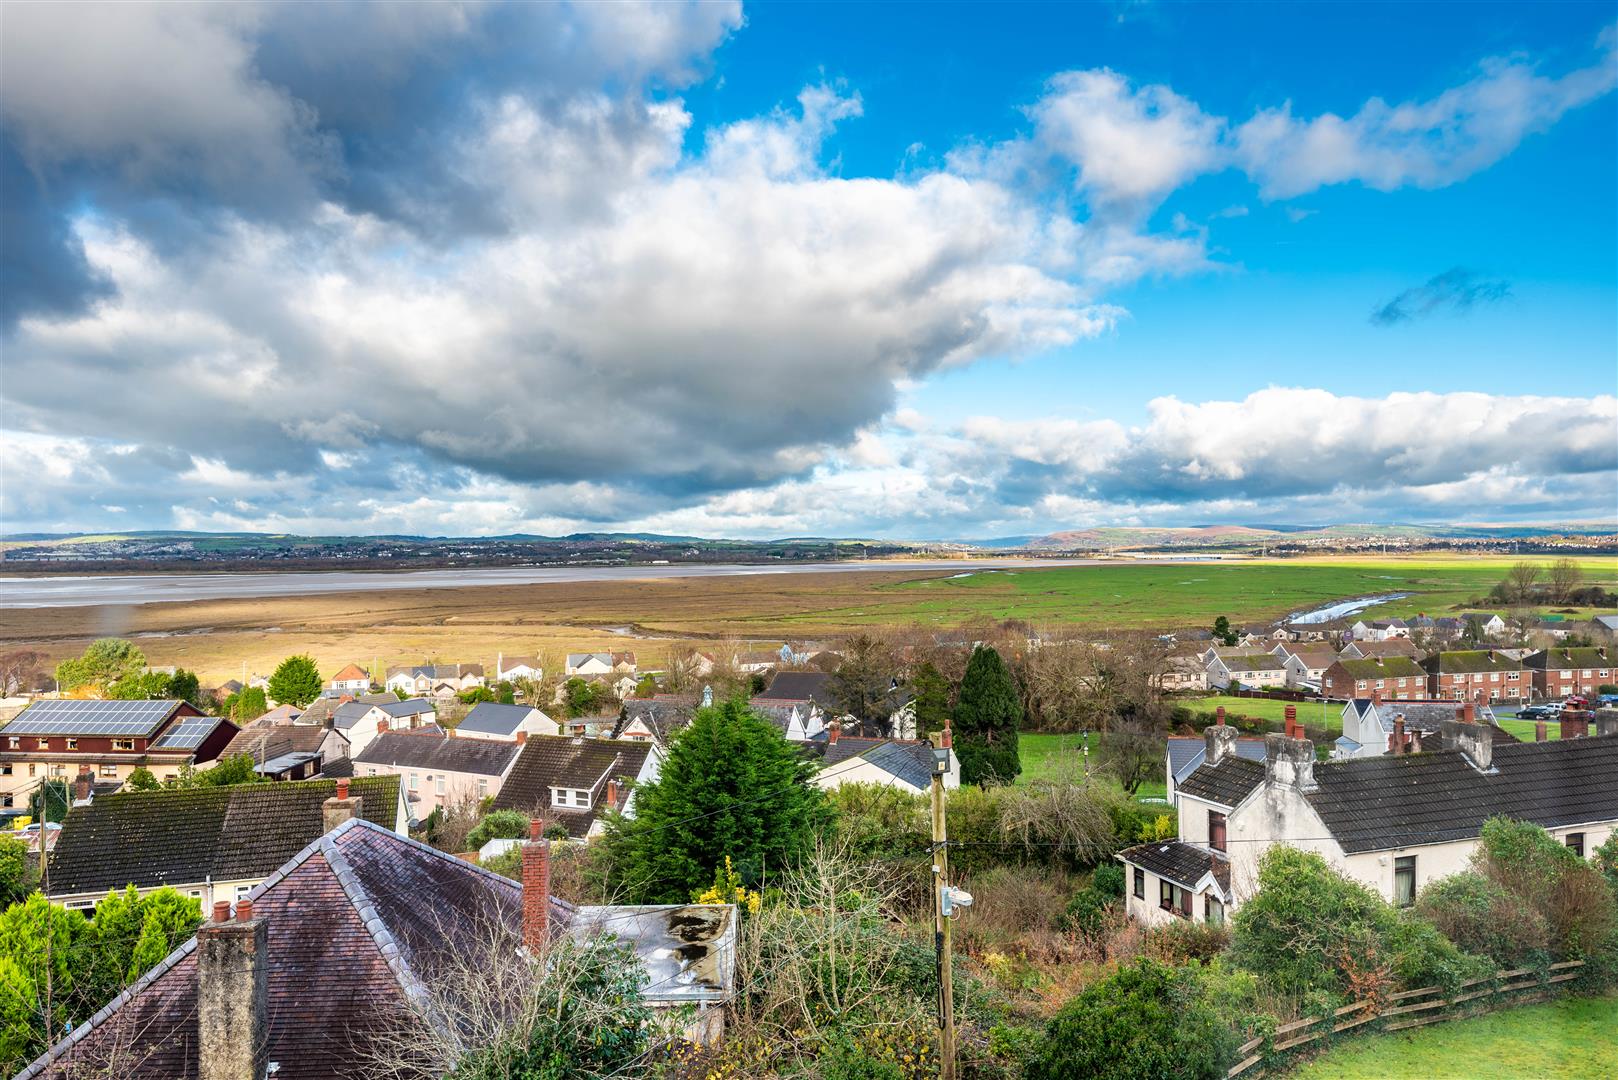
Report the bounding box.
[564,652,637,677]
[0,699,237,810]
[325,697,438,757]
[1338,638,1421,661]
[355,730,525,814]
[1523,647,1614,700]
[1321,656,1427,702]
[1350,618,1410,642]
[1205,653,1288,691]
[1460,612,1507,639]
[1421,650,1529,703]
[496,654,544,682]
[1119,718,1618,929]
[384,663,486,696]
[20,807,735,1077]
[459,701,561,742]
[809,727,959,795]
[41,775,405,910]
[327,663,372,695]
[491,735,659,839]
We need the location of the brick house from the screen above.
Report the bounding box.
[1421,650,1529,703]
[1523,647,1615,700]
[0,699,237,810]
[1321,656,1427,701]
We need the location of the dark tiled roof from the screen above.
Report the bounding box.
[1167,736,1267,784]
[221,721,336,762]
[1307,735,1618,854]
[1221,654,1287,673]
[46,777,400,896]
[1177,755,1268,807]
[22,820,571,1080]
[1336,656,1426,679]
[491,736,653,836]
[761,670,837,706]
[1349,640,1421,658]
[1524,647,1614,671]
[354,731,522,776]
[459,701,542,737]
[857,741,936,789]
[1118,840,1231,896]
[1422,651,1524,675]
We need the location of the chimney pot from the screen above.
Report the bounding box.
[236,898,253,922]
[516,730,527,744]
[827,724,839,745]
[529,818,542,841]
[377,719,389,733]
[1392,716,1406,755]
[212,900,231,923]
[1372,689,1382,706]
[1536,719,1548,742]
[606,779,619,811]
[335,778,349,800]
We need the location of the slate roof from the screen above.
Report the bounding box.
[21,819,573,1080]
[1423,651,1525,675]
[1177,755,1268,807]
[46,776,400,897]
[761,670,838,706]
[1307,735,1618,853]
[1347,640,1421,658]
[1524,647,1614,671]
[1346,699,1498,736]
[354,731,523,776]
[611,697,697,740]
[1166,736,1268,785]
[377,698,437,719]
[1118,840,1231,897]
[458,701,545,738]
[1335,656,1426,679]
[855,741,936,789]
[297,697,342,725]
[491,736,653,836]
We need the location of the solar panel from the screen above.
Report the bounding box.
[2,698,179,738]
[151,716,220,750]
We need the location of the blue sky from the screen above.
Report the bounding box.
[0,1,1613,538]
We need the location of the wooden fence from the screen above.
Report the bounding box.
[1226,959,1586,1078]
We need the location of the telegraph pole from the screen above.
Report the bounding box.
[930,723,957,1080]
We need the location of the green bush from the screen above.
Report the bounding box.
[1414,872,1549,968]
[1476,817,1616,959]
[1059,888,1111,936]
[816,1037,904,1080]
[1024,958,1237,1080]
[1145,920,1232,966]
[1384,914,1494,995]
[1231,846,1396,996]
[1090,863,1125,898]
[466,809,532,851]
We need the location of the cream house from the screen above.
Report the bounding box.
[354,730,525,816]
[810,729,959,796]
[1120,716,1618,929]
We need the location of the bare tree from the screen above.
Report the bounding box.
[1548,558,1584,604]
[0,648,48,694]
[1097,708,1171,796]
[829,633,899,736]
[1505,561,1542,603]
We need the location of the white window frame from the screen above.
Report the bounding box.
[550,787,590,809]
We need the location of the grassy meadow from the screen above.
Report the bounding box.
[2,554,1612,684]
[1288,995,1618,1079]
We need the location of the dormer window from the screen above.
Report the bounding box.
[551,787,591,809]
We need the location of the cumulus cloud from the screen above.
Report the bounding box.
[1370,267,1513,326]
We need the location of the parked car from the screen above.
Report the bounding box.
[1517,704,1553,720]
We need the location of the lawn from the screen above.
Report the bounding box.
[1289,994,1618,1079]
[1017,732,1168,799]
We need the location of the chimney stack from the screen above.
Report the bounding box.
[1205,721,1237,765]
[1264,733,1316,792]
[516,730,527,744]
[1595,709,1618,738]
[323,778,362,832]
[1441,718,1493,772]
[73,768,93,805]
[827,724,839,745]
[377,719,389,733]
[522,821,550,951]
[1561,712,1590,740]
[1372,688,1382,706]
[197,890,269,1080]
[1392,716,1406,755]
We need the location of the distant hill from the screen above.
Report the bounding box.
[1007,522,1618,551]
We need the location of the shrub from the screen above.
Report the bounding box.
[1144,920,1231,966]
[817,1037,904,1080]
[1414,872,1549,968]
[1594,834,1618,903]
[1384,914,1494,996]
[1475,817,1615,959]
[1231,846,1395,996]
[1090,863,1125,898]
[466,810,532,851]
[1059,888,1111,937]
[1024,958,1237,1080]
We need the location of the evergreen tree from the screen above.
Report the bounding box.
[1211,616,1238,646]
[910,661,952,737]
[54,638,146,692]
[599,697,831,903]
[267,654,322,707]
[953,646,1022,785]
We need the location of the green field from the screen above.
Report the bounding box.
[851,556,1618,630]
[1290,995,1618,1079]
[1017,732,1168,799]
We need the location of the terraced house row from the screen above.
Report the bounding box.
[1319,647,1613,703]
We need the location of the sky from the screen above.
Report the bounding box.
[1,0,1614,540]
